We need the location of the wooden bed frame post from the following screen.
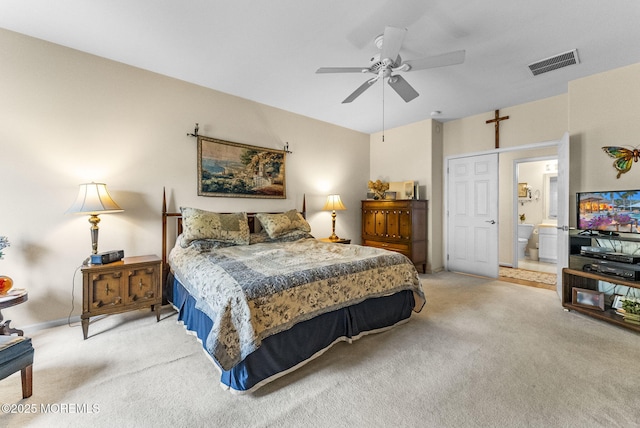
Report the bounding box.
[162,187,168,300]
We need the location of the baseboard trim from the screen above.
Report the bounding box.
[20,316,81,334]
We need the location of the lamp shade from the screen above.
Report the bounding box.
[322,194,346,211]
[66,182,123,215]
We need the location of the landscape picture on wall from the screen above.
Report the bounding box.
[197,136,286,198]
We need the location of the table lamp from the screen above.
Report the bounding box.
[322,194,346,241]
[66,182,123,255]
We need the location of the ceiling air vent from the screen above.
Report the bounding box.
[528,49,579,76]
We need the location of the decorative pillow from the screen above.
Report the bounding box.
[180,207,250,247]
[255,210,311,239]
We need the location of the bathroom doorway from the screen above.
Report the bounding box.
[514,156,558,274]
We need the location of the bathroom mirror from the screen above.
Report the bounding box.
[543,173,558,220]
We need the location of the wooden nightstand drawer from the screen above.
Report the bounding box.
[87,270,124,311]
[125,264,160,304]
[81,255,162,339]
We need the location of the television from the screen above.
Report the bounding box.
[576,190,640,235]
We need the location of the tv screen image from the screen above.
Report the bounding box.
[577,190,640,234]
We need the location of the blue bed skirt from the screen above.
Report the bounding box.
[169,274,415,393]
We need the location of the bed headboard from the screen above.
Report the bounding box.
[161,188,306,289]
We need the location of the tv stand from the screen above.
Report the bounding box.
[562,268,640,333]
[565,232,640,332]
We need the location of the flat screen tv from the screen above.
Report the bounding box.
[576,190,640,235]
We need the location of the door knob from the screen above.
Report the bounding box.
[485,220,496,224]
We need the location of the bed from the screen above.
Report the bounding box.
[162,192,425,394]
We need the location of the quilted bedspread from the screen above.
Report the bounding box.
[169,238,425,370]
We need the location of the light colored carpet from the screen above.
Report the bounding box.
[1,271,639,427]
[499,267,557,285]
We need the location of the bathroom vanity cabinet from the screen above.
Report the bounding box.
[538,226,557,263]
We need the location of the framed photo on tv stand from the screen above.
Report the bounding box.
[572,287,605,311]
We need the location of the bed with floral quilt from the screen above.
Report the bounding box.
[162,198,425,394]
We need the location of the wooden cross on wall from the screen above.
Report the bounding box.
[485,109,509,148]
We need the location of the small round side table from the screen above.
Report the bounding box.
[0,291,28,336]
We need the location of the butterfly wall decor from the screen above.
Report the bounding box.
[602,146,640,179]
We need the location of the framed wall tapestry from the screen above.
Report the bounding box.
[197,136,286,198]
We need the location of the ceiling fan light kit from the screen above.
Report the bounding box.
[317,26,466,104]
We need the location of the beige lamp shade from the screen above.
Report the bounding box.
[323,194,346,241]
[67,182,123,256]
[66,182,124,215]
[322,194,346,211]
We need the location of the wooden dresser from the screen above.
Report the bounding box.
[361,200,428,273]
[81,255,162,339]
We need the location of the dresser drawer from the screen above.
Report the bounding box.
[363,239,410,256]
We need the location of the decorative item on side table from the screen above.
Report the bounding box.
[0,235,11,295]
[66,183,124,261]
[0,236,27,336]
[322,194,346,241]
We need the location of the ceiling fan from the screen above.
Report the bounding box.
[316,26,465,104]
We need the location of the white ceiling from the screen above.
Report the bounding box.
[1,1,639,134]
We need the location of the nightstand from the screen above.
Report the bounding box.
[318,238,351,244]
[81,255,162,339]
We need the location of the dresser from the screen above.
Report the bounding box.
[81,255,162,339]
[361,200,428,273]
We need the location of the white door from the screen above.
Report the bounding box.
[556,131,570,296]
[447,153,499,278]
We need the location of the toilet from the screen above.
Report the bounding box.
[517,224,534,259]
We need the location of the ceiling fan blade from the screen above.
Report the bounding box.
[316,67,368,74]
[402,50,465,71]
[380,26,407,62]
[388,75,419,102]
[342,78,379,103]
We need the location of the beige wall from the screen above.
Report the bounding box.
[444,95,568,266]
[367,94,569,270]
[369,119,444,272]
[0,29,370,328]
[442,63,640,268]
[568,62,640,225]
[444,95,568,157]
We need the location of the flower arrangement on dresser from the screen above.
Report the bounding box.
[368,180,389,200]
